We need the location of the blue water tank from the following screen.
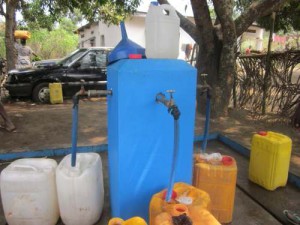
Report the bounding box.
[107,59,197,221]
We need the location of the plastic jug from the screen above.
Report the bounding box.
[49,83,63,104]
[149,182,220,225]
[56,153,104,225]
[249,131,292,190]
[108,217,147,225]
[193,154,237,223]
[145,3,180,59]
[0,158,59,225]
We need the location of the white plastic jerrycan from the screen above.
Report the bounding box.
[0,158,59,225]
[56,153,104,225]
[145,3,180,59]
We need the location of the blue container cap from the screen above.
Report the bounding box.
[151,1,159,6]
[108,22,145,64]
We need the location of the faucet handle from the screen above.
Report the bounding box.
[166,90,175,98]
[166,90,175,94]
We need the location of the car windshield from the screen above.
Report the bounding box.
[58,49,88,67]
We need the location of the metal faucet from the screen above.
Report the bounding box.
[156,90,176,108]
[197,74,211,97]
[73,79,112,108]
[156,90,180,120]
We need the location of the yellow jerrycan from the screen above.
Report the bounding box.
[193,154,237,223]
[14,30,31,39]
[49,83,63,104]
[149,182,220,225]
[108,217,147,225]
[249,131,292,190]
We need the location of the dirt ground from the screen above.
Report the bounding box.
[0,97,299,177]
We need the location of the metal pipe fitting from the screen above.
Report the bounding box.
[156,90,180,120]
[156,90,175,108]
[88,89,113,98]
[72,80,113,107]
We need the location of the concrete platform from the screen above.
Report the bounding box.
[1,138,297,224]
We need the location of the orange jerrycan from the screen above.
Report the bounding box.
[193,154,237,223]
[108,217,147,225]
[249,131,292,190]
[149,182,220,225]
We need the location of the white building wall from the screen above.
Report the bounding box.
[125,15,146,47]
[78,22,100,48]
[241,25,265,51]
[98,22,120,47]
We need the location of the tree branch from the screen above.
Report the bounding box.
[157,0,198,41]
[212,0,236,85]
[212,0,236,43]
[190,0,214,43]
[235,0,287,37]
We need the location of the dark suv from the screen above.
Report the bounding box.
[5,47,112,103]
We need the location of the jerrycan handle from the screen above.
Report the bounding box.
[11,164,38,171]
[108,217,124,225]
[160,4,177,17]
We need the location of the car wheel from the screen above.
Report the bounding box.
[32,83,50,103]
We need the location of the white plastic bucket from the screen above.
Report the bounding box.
[56,153,104,225]
[145,4,180,59]
[0,158,59,225]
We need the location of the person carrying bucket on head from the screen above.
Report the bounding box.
[15,39,37,69]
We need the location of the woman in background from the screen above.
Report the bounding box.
[15,39,37,69]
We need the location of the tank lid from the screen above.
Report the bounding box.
[108,22,145,64]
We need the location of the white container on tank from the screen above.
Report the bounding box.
[145,3,180,59]
[56,153,104,225]
[0,158,59,225]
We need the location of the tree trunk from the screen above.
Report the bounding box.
[196,0,236,118]
[196,35,236,118]
[5,0,18,71]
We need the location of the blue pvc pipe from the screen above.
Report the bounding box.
[166,119,180,202]
[71,104,79,167]
[201,93,211,153]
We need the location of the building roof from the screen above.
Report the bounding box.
[77,21,98,32]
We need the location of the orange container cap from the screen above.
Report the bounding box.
[162,190,177,200]
[171,204,189,216]
[221,156,234,166]
[257,131,268,136]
